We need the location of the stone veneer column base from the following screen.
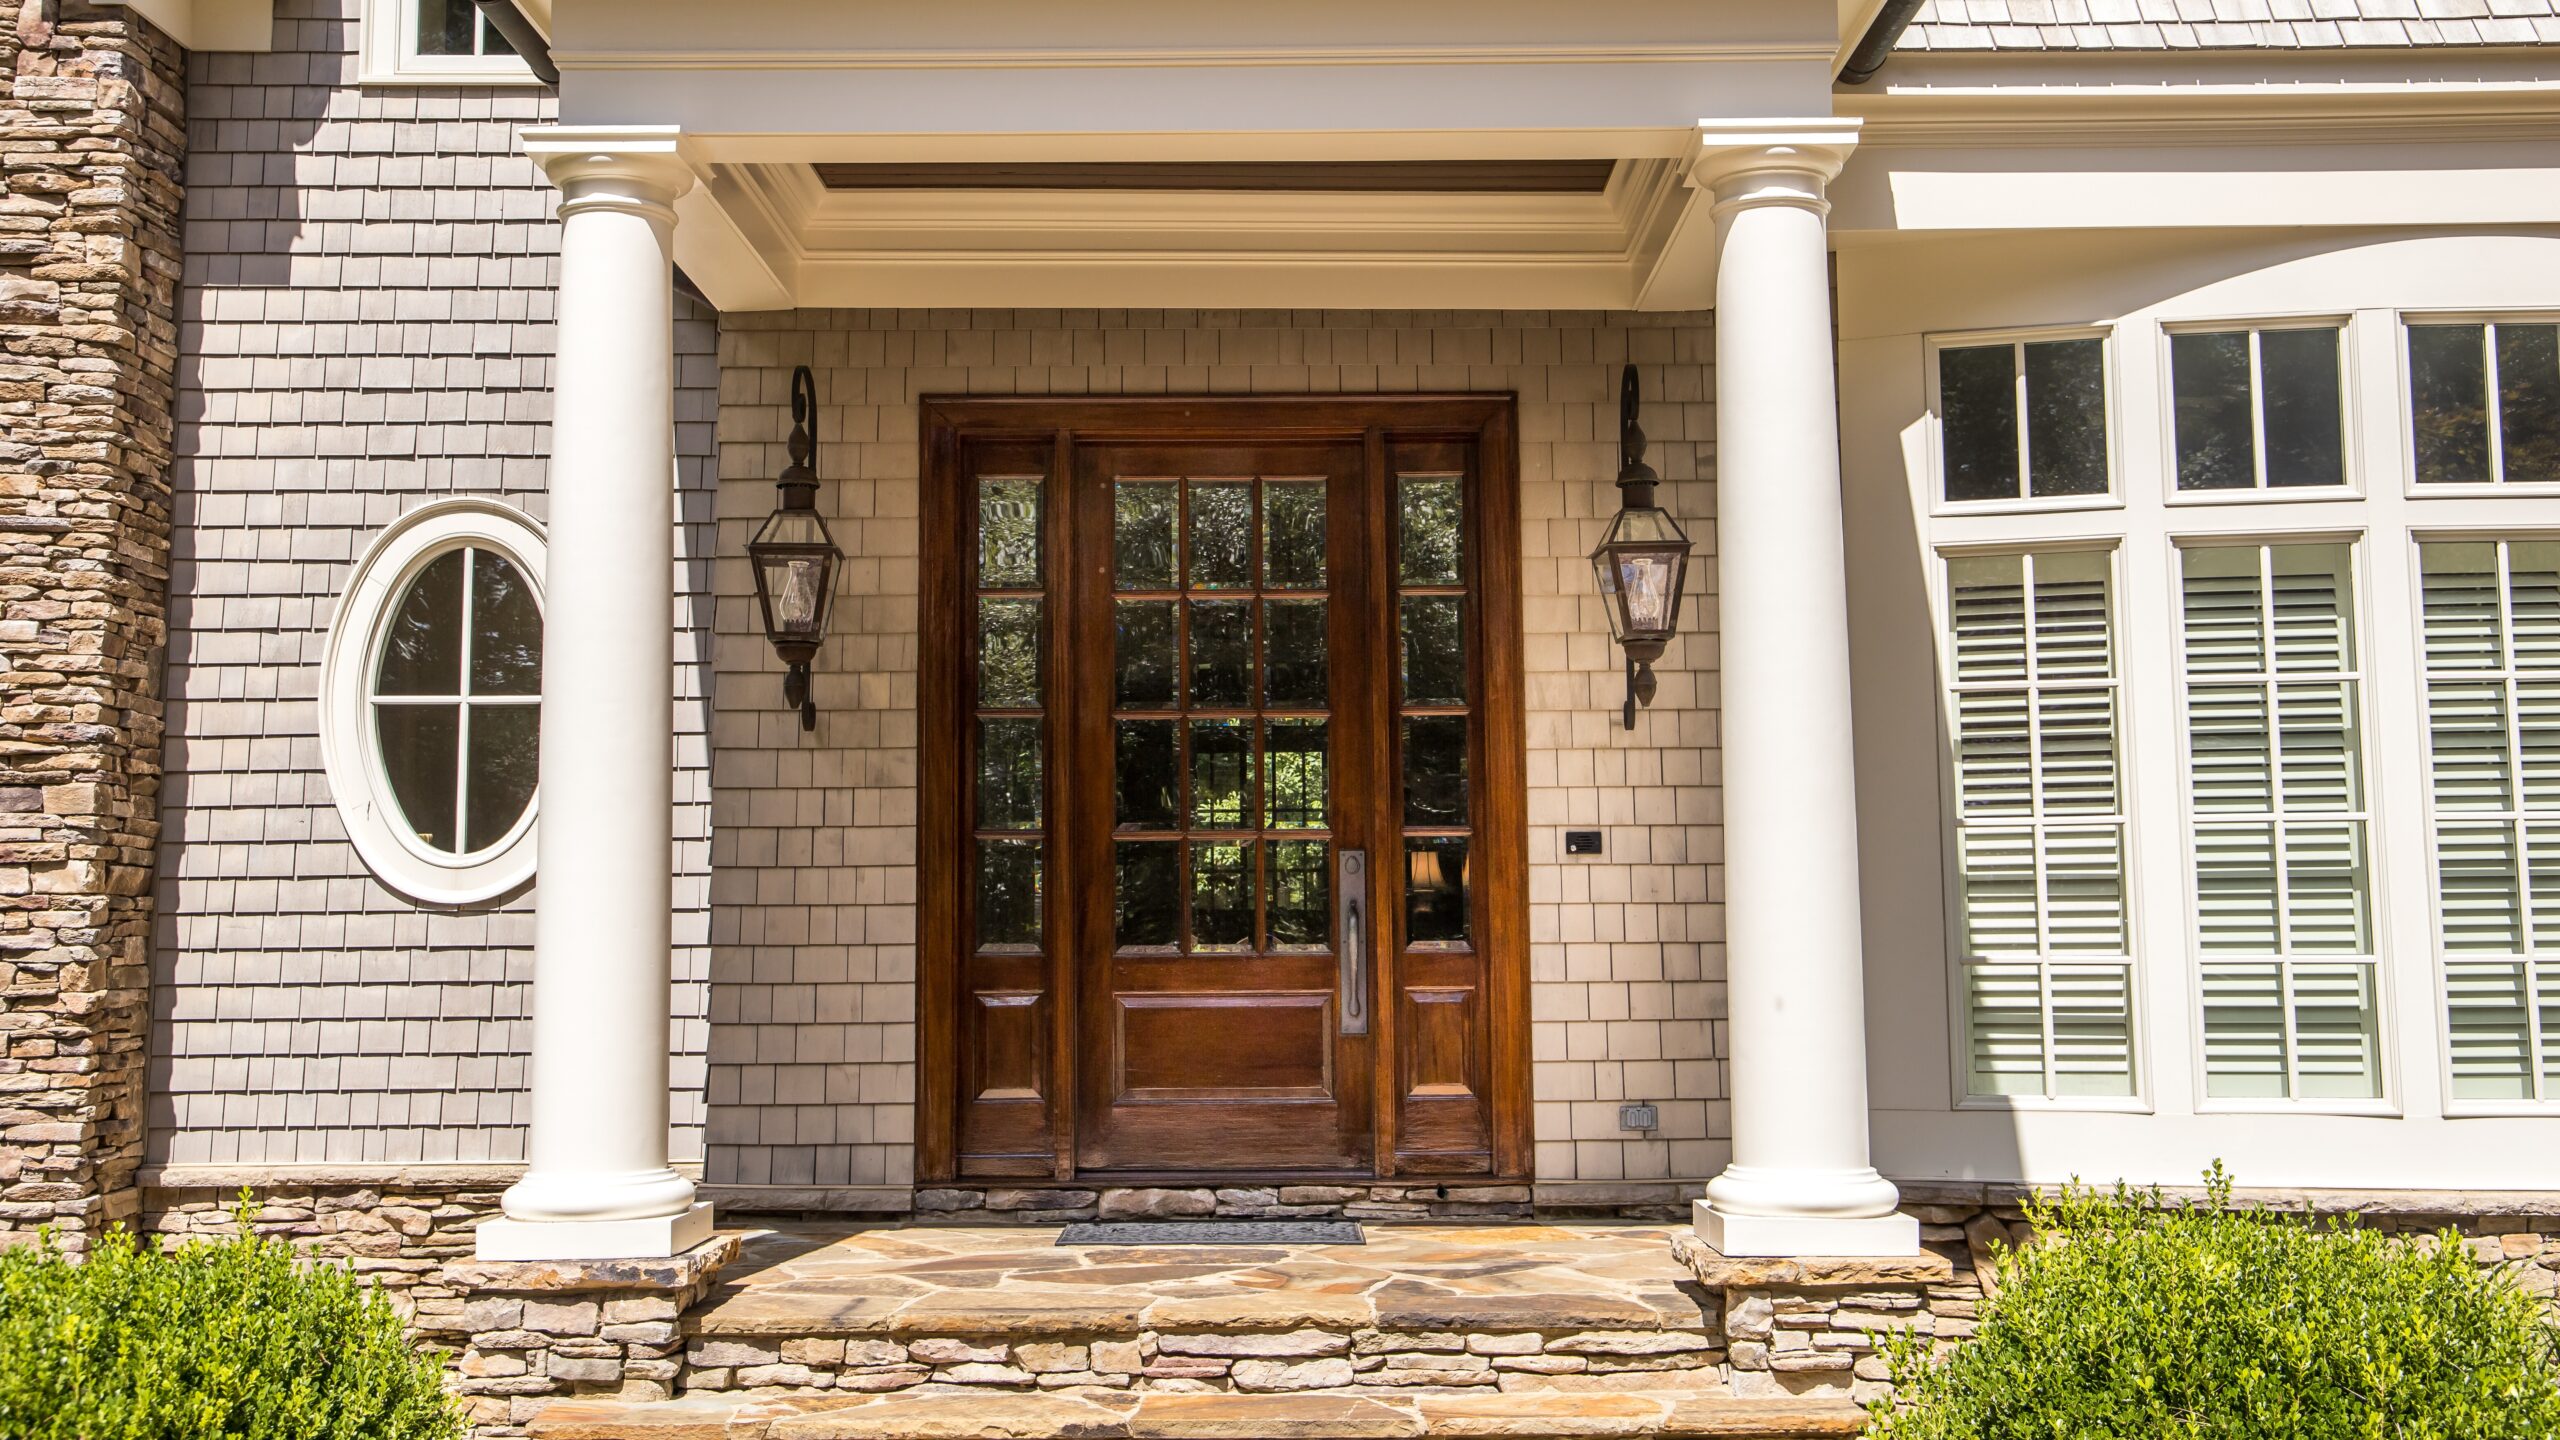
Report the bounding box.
[1673,1235,1960,1404]
[1692,1201,1921,1259]
[475,1202,715,1262]
[434,1231,741,1438]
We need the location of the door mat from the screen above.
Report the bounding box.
[1056,1220,1365,1246]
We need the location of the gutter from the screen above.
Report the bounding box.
[1838,0,1927,85]
[473,0,559,84]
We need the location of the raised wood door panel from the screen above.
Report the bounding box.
[919,398,1528,1186]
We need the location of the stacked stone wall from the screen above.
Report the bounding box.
[1685,1192,2560,1405]
[0,2,185,1250]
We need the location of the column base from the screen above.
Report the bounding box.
[474,1200,714,1261]
[1692,1199,1920,1258]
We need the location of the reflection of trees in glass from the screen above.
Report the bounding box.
[465,707,539,851]
[2411,325,2492,485]
[1939,344,2019,502]
[2024,340,2108,497]
[1399,477,1464,584]
[1264,483,1327,588]
[1189,720,1251,827]
[471,552,541,693]
[1265,721,1327,828]
[376,550,464,694]
[1191,840,1252,947]
[1114,482,1177,589]
[977,477,1042,587]
[1400,596,1464,704]
[975,841,1041,948]
[1188,483,1252,588]
[978,598,1042,708]
[2496,325,2560,483]
[976,719,1042,830]
[1268,840,1331,948]
[2172,332,2254,491]
[1114,842,1177,946]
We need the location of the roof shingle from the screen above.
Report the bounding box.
[1896,0,2560,48]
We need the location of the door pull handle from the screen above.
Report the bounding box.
[1340,849,1369,1036]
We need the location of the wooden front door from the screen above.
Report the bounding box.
[920,398,1527,1184]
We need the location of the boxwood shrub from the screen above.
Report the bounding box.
[1874,1166,2560,1440]
[0,1205,463,1440]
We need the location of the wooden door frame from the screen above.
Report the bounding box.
[917,394,1529,1186]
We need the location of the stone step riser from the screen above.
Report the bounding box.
[678,1328,1724,1398]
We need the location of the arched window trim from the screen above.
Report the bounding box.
[322,499,547,905]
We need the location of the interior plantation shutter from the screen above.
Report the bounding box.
[2421,539,2560,1102]
[1946,550,2135,1099]
[2180,542,2382,1102]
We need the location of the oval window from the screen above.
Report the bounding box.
[371,545,542,856]
[323,500,546,903]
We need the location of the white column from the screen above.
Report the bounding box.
[478,128,711,1263]
[1691,122,1917,1258]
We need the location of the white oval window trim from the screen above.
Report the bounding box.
[321,498,547,906]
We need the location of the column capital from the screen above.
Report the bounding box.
[1687,118,1862,205]
[521,125,697,218]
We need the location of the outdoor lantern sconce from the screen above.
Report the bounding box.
[1589,364,1694,730]
[746,365,842,733]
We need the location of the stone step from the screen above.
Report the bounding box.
[529,1388,1872,1440]
[674,1226,1733,1400]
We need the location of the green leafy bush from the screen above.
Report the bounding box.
[1875,1165,2560,1440]
[0,1203,463,1440]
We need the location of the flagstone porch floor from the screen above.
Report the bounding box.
[687,1221,1719,1339]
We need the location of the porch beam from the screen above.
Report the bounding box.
[1689,119,1921,1259]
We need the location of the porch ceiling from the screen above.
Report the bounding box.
[681,154,1708,313]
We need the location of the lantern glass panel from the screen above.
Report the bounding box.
[750,505,838,641]
[1616,552,1683,636]
[763,554,832,637]
[1590,504,1691,643]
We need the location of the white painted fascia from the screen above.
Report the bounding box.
[96,0,271,50]
[1830,86,2560,234]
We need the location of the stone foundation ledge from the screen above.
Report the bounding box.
[426,1233,745,1438]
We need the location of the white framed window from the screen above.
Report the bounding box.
[2404,317,2560,491]
[321,499,546,904]
[2416,536,2560,1107]
[1929,330,2116,513]
[2174,539,2388,1108]
[1939,545,2141,1103]
[2166,320,2353,499]
[359,0,540,85]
